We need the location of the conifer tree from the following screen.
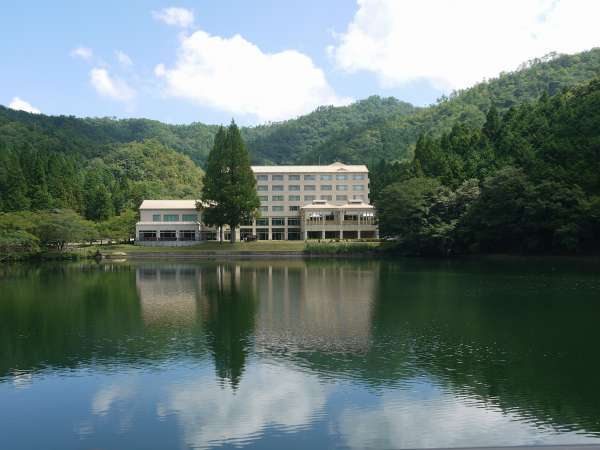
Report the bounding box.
[201,121,259,243]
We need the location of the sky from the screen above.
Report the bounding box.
[2,0,600,125]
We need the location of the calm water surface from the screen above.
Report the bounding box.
[1,258,600,450]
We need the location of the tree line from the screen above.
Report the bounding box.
[373,77,600,255]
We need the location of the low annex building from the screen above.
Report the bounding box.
[135,162,378,245]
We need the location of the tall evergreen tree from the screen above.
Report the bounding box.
[202,122,259,243]
[201,126,228,241]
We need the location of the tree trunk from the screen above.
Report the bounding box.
[219,226,224,243]
[230,226,236,243]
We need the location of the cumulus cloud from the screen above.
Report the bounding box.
[89,68,136,101]
[152,7,194,28]
[155,30,351,122]
[8,97,41,114]
[338,382,600,449]
[115,50,133,67]
[70,46,93,61]
[329,0,600,90]
[162,364,327,448]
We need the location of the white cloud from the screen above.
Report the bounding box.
[8,97,41,114]
[162,364,327,448]
[329,0,600,91]
[115,50,133,67]
[338,382,600,449]
[155,30,351,122]
[89,68,136,101]
[70,46,93,61]
[152,7,194,28]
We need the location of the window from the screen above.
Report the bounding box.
[271,218,285,226]
[304,174,316,180]
[257,185,268,191]
[304,185,316,191]
[272,205,284,212]
[344,214,359,221]
[336,185,348,191]
[272,185,284,191]
[320,174,333,180]
[182,214,197,221]
[288,217,301,226]
[163,214,179,222]
[159,230,177,241]
[272,174,284,181]
[139,230,157,241]
[271,228,285,240]
[256,218,269,226]
[321,185,332,191]
[152,214,161,222]
[287,229,301,240]
[353,194,364,201]
[259,195,268,201]
[179,230,196,241]
[256,174,268,181]
[259,206,268,213]
[353,174,365,180]
[325,213,335,221]
[288,174,300,180]
[289,205,300,211]
[320,195,332,201]
[352,185,365,191]
[336,195,348,201]
[288,195,301,201]
[304,195,316,201]
[256,228,269,240]
[288,185,300,191]
[336,174,348,180]
[272,195,284,201]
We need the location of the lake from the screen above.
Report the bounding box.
[1,258,600,450]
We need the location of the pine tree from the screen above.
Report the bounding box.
[201,126,228,241]
[222,121,260,243]
[201,122,259,243]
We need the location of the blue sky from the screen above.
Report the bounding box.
[2,1,599,125]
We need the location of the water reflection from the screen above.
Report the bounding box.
[1,259,600,450]
[161,364,327,449]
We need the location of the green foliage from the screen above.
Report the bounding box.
[379,75,600,255]
[0,136,203,221]
[202,122,259,242]
[97,209,138,242]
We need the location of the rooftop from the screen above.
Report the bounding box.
[302,201,374,210]
[139,200,200,210]
[251,162,368,173]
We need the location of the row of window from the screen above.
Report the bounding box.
[259,194,363,202]
[151,213,198,222]
[256,173,366,181]
[257,184,365,192]
[242,217,301,226]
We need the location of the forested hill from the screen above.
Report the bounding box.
[308,49,600,164]
[0,107,218,166]
[1,49,600,169]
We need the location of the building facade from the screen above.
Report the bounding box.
[135,162,378,244]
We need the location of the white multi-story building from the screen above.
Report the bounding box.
[135,162,378,245]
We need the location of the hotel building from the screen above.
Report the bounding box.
[135,162,378,244]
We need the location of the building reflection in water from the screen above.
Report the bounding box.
[134,261,378,384]
[136,266,201,325]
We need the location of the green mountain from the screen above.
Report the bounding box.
[308,49,600,164]
[1,48,600,222]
